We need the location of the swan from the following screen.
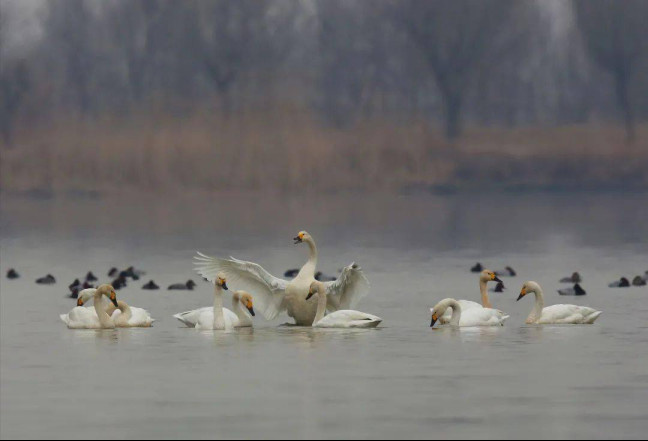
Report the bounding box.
[430,298,509,327]
[105,300,155,328]
[307,281,382,328]
[173,276,256,330]
[439,269,505,324]
[517,281,602,325]
[194,231,370,326]
[60,285,120,329]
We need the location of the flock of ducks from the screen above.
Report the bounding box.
[6,231,646,331]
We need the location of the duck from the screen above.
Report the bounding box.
[558,283,587,296]
[168,280,196,290]
[68,278,81,290]
[142,280,159,290]
[430,298,509,327]
[108,267,119,277]
[560,272,582,283]
[285,269,336,282]
[490,281,506,293]
[194,231,370,326]
[69,287,80,299]
[85,271,98,282]
[609,277,630,288]
[495,266,516,277]
[82,280,95,289]
[307,281,382,328]
[111,275,128,290]
[119,270,139,281]
[36,274,56,285]
[632,276,646,287]
[517,281,602,324]
[470,262,484,273]
[439,269,505,324]
[6,269,19,279]
[59,285,120,329]
[173,276,256,329]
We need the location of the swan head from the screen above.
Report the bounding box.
[306,280,324,300]
[216,274,229,290]
[97,284,119,307]
[429,298,455,327]
[480,270,502,284]
[76,288,96,307]
[235,291,255,316]
[518,281,541,301]
[293,231,312,244]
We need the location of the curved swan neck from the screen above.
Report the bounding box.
[213,284,226,330]
[300,238,318,277]
[479,279,492,308]
[313,288,327,325]
[446,299,462,326]
[231,292,250,324]
[93,292,114,328]
[528,287,545,323]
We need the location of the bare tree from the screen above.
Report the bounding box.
[574,0,648,142]
[390,0,519,139]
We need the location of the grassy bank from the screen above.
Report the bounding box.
[1,107,646,195]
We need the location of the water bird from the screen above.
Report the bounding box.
[85,271,98,282]
[470,262,484,272]
[108,267,118,277]
[560,272,582,283]
[173,276,256,329]
[517,281,602,324]
[82,280,95,289]
[608,277,630,288]
[68,278,81,290]
[490,281,506,293]
[36,274,56,284]
[194,231,370,326]
[284,269,336,281]
[430,298,509,328]
[306,281,381,328]
[168,280,196,290]
[111,275,127,290]
[495,266,516,277]
[142,280,159,290]
[6,269,19,279]
[59,285,120,329]
[631,276,646,287]
[439,270,506,325]
[69,287,80,299]
[558,283,587,296]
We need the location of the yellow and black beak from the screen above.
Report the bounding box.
[109,291,119,307]
[430,313,439,328]
[517,287,527,302]
[246,301,255,317]
[293,235,303,244]
[306,289,314,301]
[493,274,503,283]
[77,297,85,307]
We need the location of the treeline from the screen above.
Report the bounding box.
[1,0,647,144]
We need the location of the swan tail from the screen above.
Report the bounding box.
[60,314,69,325]
[586,311,602,324]
[173,313,195,328]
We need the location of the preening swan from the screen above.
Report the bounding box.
[439,269,505,324]
[430,298,509,327]
[307,281,382,328]
[194,231,370,326]
[60,285,119,329]
[105,300,155,328]
[173,276,256,330]
[60,287,154,328]
[517,281,602,325]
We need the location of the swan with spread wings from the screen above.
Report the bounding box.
[194,231,370,326]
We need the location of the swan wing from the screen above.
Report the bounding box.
[127,307,155,327]
[62,307,102,329]
[194,252,288,321]
[439,299,482,324]
[323,263,370,312]
[174,307,211,327]
[460,307,509,327]
[539,304,602,324]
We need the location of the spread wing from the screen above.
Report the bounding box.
[194,252,289,320]
[323,263,370,312]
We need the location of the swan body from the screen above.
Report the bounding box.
[173,277,255,330]
[431,298,509,327]
[106,301,155,327]
[60,285,119,329]
[194,231,370,326]
[307,281,382,328]
[518,281,602,325]
[440,270,505,324]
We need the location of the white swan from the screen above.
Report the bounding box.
[60,285,119,329]
[105,300,155,328]
[431,298,509,328]
[60,288,154,328]
[517,281,602,325]
[307,281,381,328]
[173,276,255,330]
[440,269,505,324]
[194,231,370,326]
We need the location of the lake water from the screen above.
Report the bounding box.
[1,192,647,439]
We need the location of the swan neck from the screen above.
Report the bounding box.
[300,238,318,277]
[213,285,226,329]
[313,290,327,325]
[93,292,113,328]
[448,300,462,326]
[528,288,545,323]
[479,279,492,308]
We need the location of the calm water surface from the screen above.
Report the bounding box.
[1,192,647,439]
